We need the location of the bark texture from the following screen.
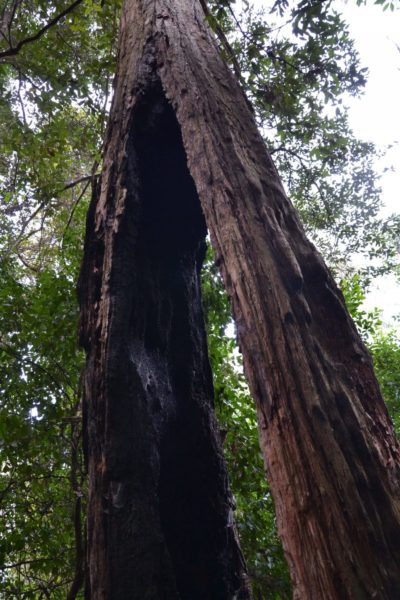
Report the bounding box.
[78,39,249,600]
[79,0,400,599]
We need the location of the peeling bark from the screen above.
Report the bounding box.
[79,0,400,599]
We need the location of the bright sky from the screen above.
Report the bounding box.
[339,0,399,218]
[338,1,400,323]
[244,0,400,324]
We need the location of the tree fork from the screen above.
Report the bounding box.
[79,0,400,598]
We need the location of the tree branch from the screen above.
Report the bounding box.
[199,0,242,81]
[2,557,57,570]
[67,404,85,600]
[63,174,94,191]
[62,164,99,247]
[0,0,83,61]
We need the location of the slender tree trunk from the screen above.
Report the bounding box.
[79,0,400,599]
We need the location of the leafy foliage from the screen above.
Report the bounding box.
[371,331,400,434]
[341,274,400,434]
[202,246,292,598]
[340,274,382,339]
[0,246,86,597]
[0,1,114,594]
[209,0,400,276]
[356,0,397,11]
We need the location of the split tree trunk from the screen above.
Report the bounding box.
[79,0,400,599]
[78,36,249,600]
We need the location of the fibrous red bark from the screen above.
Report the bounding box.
[79,1,400,599]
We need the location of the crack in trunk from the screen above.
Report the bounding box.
[79,78,250,599]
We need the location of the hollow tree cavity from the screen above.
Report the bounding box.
[78,77,250,599]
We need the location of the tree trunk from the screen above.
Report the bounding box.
[79,1,400,599]
[78,20,249,600]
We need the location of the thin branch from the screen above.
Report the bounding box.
[61,172,95,248]
[199,0,243,81]
[2,172,99,268]
[16,249,40,272]
[2,557,56,570]
[227,4,247,40]
[0,0,84,61]
[0,28,9,45]
[17,67,43,91]
[270,144,331,215]
[7,0,23,43]
[266,48,305,75]
[5,200,47,256]
[34,206,47,269]
[4,175,95,250]
[0,0,20,45]
[63,174,93,191]
[55,27,80,62]
[17,69,27,125]
[221,2,300,78]
[217,4,305,78]
[0,1,11,28]
[67,403,85,600]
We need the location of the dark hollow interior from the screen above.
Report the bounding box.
[106,82,244,599]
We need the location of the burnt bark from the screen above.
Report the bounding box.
[78,72,249,599]
[79,1,400,599]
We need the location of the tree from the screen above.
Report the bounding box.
[78,0,400,598]
[79,89,250,598]
[1,0,400,598]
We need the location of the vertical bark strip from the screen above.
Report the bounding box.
[78,8,249,598]
[79,1,400,599]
